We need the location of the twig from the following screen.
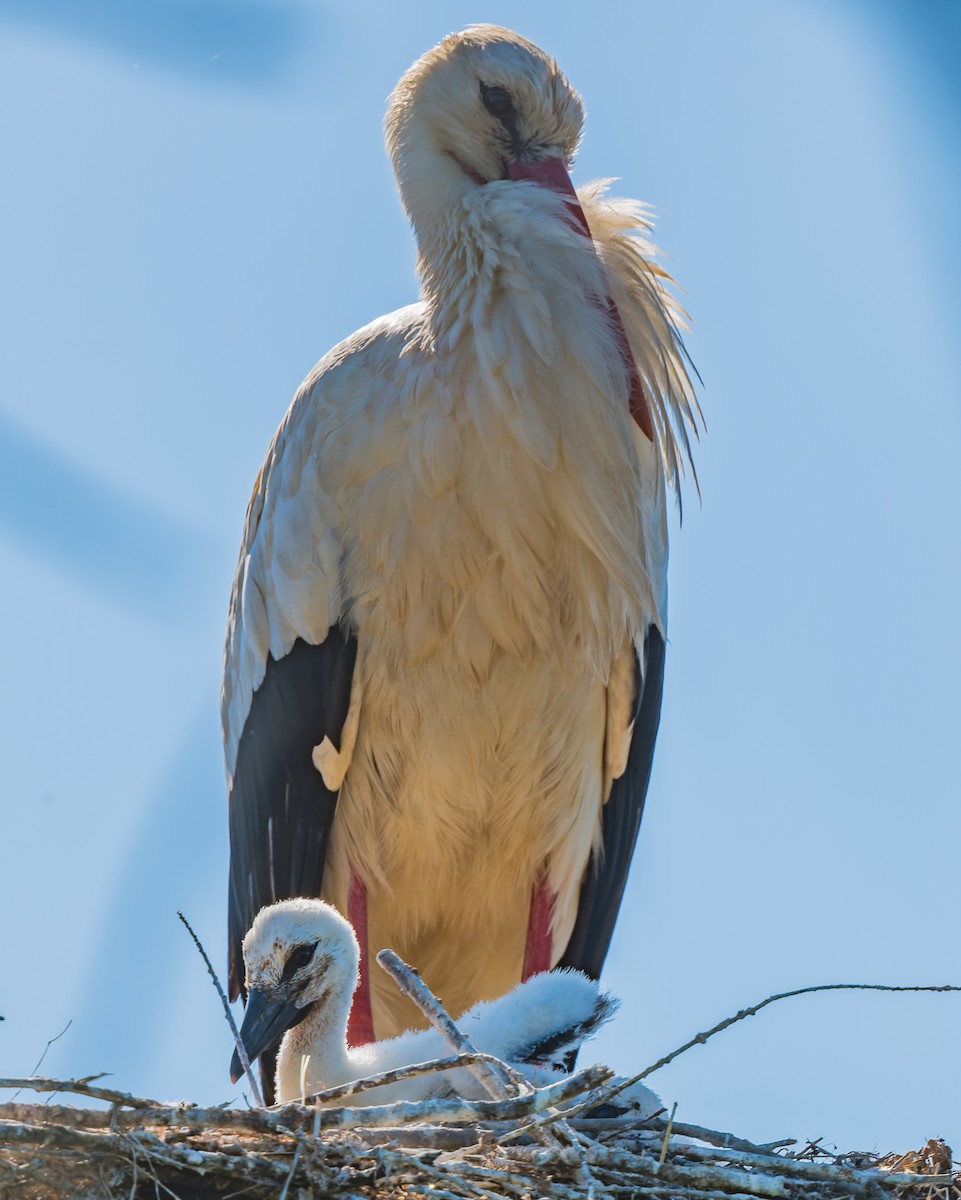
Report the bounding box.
[654,1139,957,1189]
[374,944,597,1190]
[446,1157,597,1200]
[374,944,606,1197]
[587,1143,791,1198]
[580,981,961,1113]
[643,1117,795,1156]
[9,1019,73,1103]
[376,948,517,1101]
[31,1020,73,1076]
[278,1142,301,1200]
[357,1124,488,1149]
[0,1076,163,1109]
[2,1054,535,1126]
[298,1062,608,1129]
[297,1051,533,1108]
[177,909,265,1109]
[659,1101,677,1164]
[1,1064,607,1137]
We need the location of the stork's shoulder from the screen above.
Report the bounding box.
[277,301,430,459]
[221,303,427,771]
[234,301,429,563]
[303,303,429,403]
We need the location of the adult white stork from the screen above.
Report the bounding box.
[223,24,698,1097]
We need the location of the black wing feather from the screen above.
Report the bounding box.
[558,624,665,979]
[227,627,357,1004]
[521,992,620,1067]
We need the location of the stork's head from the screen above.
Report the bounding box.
[386,26,585,248]
[229,899,358,1085]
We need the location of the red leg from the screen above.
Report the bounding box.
[522,875,556,979]
[346,872,376,1046]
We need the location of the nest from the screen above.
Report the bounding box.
[5,940,960,1199]
[1,1069,957,1200]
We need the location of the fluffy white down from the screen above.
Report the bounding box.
[223,26,699,1039]
[244,900,660,1115]
[342,971,600,1104]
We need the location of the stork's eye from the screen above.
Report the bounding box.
[284,943,316,975]
[480,83,516,122]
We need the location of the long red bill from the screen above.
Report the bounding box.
[506,157,655,442]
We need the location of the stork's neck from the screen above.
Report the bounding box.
[394,144,481,317]
[276,985,354,1103]
[413,176,611,354]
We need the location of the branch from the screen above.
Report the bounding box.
[0,1064,609,1139]
[0,1076,163,1109]
[8,1019,74,1103]
[295,1050,530,1108]
[643,1117,795,1156]
[376,949,519,1101]
[585,981,961,1111]
[375,947,598,1193]
[177,909,264,1108]
[647,1139,956,1190]
[298,1061,609,1129]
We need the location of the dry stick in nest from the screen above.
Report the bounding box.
[376,949,522,1101]
[0,1068,610,1134]
[376,948,601,1199]
[177,909,265,1108]
[0,1076,164,1109]
[297,1051,537,1109]
[2,1056,540,1121]
[7,980,957,1200]
[494,1138,956,1194]
[2,1091,954,1200]
[7,1020,73,1105]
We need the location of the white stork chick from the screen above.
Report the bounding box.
[231,899,627,1107]
[223,25,700,1091]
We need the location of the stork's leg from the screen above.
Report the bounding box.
[346,872,376,1045]
[522,874,556,979]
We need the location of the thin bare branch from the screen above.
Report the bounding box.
[373,945,600,1192]
[573,982,961,1114]
[376,949,518,1101]
[643,1117,796,1156]
[177,909,264,1109]
[659,1101,677,1164]
[277,1142,301,1200]
[8,1019,74,1105]
[0,1076,163,1108]
[295,1062,609,1129]
[295,1050,531,1107]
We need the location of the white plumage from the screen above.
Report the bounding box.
[234,899,625,1106]
[223,25,699,1076]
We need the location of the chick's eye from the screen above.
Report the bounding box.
[287,943,316,972]
[480,83,515,121]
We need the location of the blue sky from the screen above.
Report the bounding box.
[1,0,958,1152]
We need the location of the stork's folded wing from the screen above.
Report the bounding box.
[221,370,359,1003]
[558,625,665,979]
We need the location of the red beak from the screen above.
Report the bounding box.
[506,157,592,236]
[506,156,654,442]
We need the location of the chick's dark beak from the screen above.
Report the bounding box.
[229,987,310,1085]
